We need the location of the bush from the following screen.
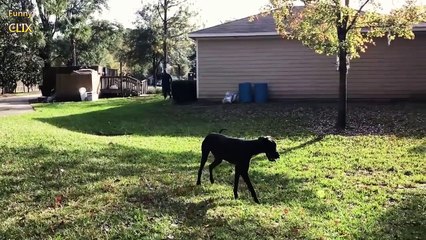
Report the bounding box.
[171,80,197,104]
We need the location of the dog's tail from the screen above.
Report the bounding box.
[218,128,227,133]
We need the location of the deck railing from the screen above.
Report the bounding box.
[100,75,147,96]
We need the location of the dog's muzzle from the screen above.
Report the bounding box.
[267,152,280,161]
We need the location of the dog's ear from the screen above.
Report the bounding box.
[258,136,274,142]
[260,136,274,141]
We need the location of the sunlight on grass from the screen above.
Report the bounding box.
[0,95,425,239]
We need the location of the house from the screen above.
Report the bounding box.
[189,13,426,101]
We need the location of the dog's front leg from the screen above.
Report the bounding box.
[240,165,260,204]
[233,165,241,200]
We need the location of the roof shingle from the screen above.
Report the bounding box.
[189,7,426,38]
[190,14,277,35]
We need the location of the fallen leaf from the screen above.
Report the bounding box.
[291,227,300,234]
[283,208,289,215]
[54,194,63,207]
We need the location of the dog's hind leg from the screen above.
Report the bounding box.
[209,158,222,184]
[233,166,241,200]
[196,148,209,185]
[241,170,260,204]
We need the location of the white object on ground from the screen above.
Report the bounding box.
[79,87,87,101]
[222,92,238,103]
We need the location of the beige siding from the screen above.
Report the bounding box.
[350,34,426,99]
[197,34,426,100]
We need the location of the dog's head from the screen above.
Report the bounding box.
[258,136,280,161]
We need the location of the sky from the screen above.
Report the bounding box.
[94,0,268,28]
[94,0,426,29]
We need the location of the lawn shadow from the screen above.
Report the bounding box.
[34,98,426,138]
[0,143,200,213]
[246,169,331,213]
[123,169,323,239]
[409,144,426,155]
[281,135,325,154]
[343,103,426,138]
[366,192,426,239]
[0,141,322,238]
[35,98,207,137]
[33,98,317,138]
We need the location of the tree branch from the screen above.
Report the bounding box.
[167,1,182,9]
[167,15,180,25]
[0,0,8,7]
[347,0,371,31]
[156,5,165,22]
[169,31,187,39]
[35,0,48,26]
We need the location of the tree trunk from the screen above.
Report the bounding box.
[39,43,52,67]
[36,0,53,68]
[162,0,167,74]
[337,51,348,130]
[153,54,157,87]
[336,1,349,130]
[71,35,77,66]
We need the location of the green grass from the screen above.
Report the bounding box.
[0,95,425,239]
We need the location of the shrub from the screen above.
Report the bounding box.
[171,80,197,104]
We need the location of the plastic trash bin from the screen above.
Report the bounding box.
[254,83,268,103]
[238,82,253,103]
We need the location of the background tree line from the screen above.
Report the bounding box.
[0,0,197,93]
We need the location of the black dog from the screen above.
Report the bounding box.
[196,132,280,203]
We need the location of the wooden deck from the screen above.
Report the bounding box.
[100,75,148,98]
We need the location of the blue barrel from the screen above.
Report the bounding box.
[254,83,268,103]
[238,82,253,103]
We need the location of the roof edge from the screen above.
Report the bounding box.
[189,32,279,39]
[414,23,426,31]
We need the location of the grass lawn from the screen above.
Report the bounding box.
[0,95,425,239]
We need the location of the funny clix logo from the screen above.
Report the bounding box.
[8,23,32,33]
[6,10,34,33]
